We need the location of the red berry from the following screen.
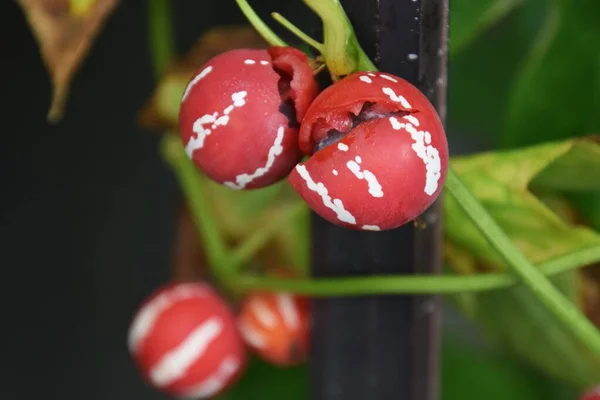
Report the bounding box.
[237,292,310,366]
[128,282,246,398]
[288,71,449,231]
[581,385,600,400]
[179,47,319,189]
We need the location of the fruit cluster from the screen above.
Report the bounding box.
[129,42,449,398]
[179,46,449,232]
[128,280,309,398]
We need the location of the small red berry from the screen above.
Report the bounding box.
[128,282,246,398]
[179,47,319,189]
[288,71,449,231]
[581,385,600,400]
[237,291,310,366]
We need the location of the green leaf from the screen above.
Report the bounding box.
[215,356,307,400]
[445,138,600,268]
[473,276,600,388]
[567,191,600,230]
[444,138,600,387]
[503,1,600,148]
[449,0,523,55]
[441,335,572,400]
[447,0,545,141]
[531,136,600,192]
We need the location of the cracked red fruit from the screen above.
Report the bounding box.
[237,291,310,366]
[288,71,449,231]
[179,47,319,189]
[127,282,247,398]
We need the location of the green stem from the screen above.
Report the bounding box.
[234,0,288,47]
[160,134,229,278]
[148,0,176,78]
[303,0,376,74]
[233,245,600,295]
[445,168,600,355]
[271,12,324,52]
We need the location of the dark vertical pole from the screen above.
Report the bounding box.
[310,1,448,400]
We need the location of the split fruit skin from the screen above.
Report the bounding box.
[238,291,310,366]
[179,47,319,190]
[127,282,247,399]
[288,71,449,232]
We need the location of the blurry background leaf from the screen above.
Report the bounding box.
[441,334,576,400]
[445,138,600,269]
[447,0,545,142]
[503,1,600,148]
[444,138,600,387]
[449,0,523,55]
[497,0,600,255]
[568,193,600,231]
[17,0,120,122]
[472,274,600,388]
[530,137,600,192]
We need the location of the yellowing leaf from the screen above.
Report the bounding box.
[445,137,600,270]
[444,136,600,388]
[17,0,119,122]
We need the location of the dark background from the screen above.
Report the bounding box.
[1,1,225,398]
[0,1,324,399]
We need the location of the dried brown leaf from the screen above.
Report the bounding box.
[17,0,120,122]
[138,25,267,132]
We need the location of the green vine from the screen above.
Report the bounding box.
[148,0,176,78]
[233,245,600,295]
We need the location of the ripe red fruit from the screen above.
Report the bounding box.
[288,71,449,231]
[237,292,310,366]
[581,386,600,400]
[127,282,246,398]
[179,47,319,189]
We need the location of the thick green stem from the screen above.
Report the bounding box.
[232,245,600,295]
[148,0,176,78]
[303,0,376,75]
[161,134,229,279]
[445,168,600,355]
[234,0,288,47]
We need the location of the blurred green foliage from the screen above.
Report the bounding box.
[443,0,600,396]
[445,0,600,395]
